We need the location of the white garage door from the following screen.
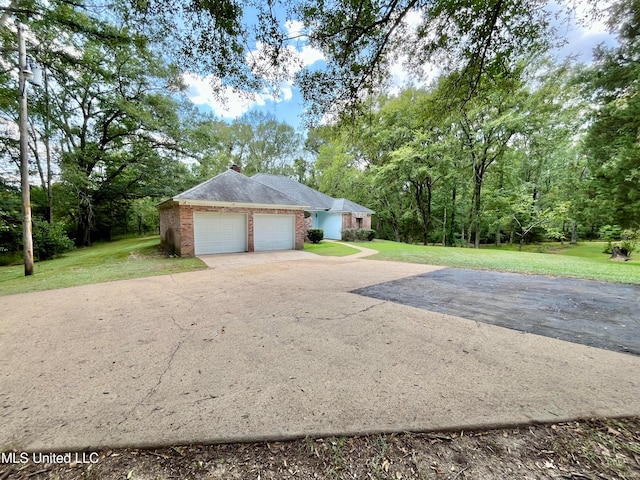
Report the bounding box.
[254,214,295,251]
[193,213,247,255]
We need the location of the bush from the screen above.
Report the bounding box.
[32,219,75,261]
[618,229,639,257]
[307,228,324,244]
[342,228,376,241]
[599,225,623,254]
[599,224,622,242]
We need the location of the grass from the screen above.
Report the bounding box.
[344,240,640,284]
[0,236,206,297]
[304,241,361,256]
[2,236,638,297]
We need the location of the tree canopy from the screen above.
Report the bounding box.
[71,0,584,119]
[581,0,640,229]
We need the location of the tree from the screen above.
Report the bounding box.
[235,111,302,176]
[185,111,303,179]
[296,0,559,118]
[581,0,640,229]
[90,0,582,122]
[23,7,190,245]
[372,89,450,244]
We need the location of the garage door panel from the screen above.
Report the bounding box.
[254,214,295,251]
[194,213,247,255]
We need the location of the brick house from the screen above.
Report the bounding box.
[159,168,374,257]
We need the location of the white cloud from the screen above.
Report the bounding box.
[299,44,325,67]
[183,73,267,118]
[184,24,324,119]
[285,19,305,38]
[553,1,617,62]
[573,1,611,35]
[403,8,423,29]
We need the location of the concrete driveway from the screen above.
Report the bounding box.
[1,252,639,451]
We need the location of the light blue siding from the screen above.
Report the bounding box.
[312,211,342,239]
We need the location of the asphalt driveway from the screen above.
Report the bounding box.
[1,252,639,452]
[354,268,640,355]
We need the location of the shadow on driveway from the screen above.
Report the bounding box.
[353,268,640,356]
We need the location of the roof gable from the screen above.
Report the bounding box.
[173,170,303,206]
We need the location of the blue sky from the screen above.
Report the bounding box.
[182,4,617,131]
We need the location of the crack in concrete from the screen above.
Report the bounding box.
[143,340,183,402]
[171,315,187,332]
[293,301,387,322]
[118,329,195,426]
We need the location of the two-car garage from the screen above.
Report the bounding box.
[158,169,306,257]
[193,212,296,255]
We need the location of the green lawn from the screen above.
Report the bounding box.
[2,237,638,297]
[346,240,640,284]
[304,241,361,256]
[0,236,206,297]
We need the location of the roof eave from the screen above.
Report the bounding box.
[173,198,308,210]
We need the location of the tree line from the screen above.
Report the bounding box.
[0,0,638,262]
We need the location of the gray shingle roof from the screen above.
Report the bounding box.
[330,198,375,214]
[173,170,303,206]
[253,174,374,214]
[252,174,335,210]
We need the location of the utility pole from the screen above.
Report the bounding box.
[18,23,34,276]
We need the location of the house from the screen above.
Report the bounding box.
[252,174,374,240]
[158,168,374,257]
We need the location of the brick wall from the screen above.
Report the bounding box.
[159,202,305,257]
[158,202,182,255]
[342,213,372,231]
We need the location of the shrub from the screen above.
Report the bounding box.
[307,228,324,244]
[599,225,623,254]
[618,229,639,257]
[32,219,75,261]
[599,224,622,241]
[342,228,375,241]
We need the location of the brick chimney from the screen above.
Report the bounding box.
[230,164,241,173]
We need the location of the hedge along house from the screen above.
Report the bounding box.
[252,174,374,240]
[158,168,307,257]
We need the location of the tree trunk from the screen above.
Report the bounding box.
[448,186,456,246]
[610,246,631,261]
[442,205,447,246]
[77,192,94,247]
[44,68,53,224]
[472,163,484,249]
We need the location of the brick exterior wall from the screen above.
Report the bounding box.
[159,202,184,256]
[159,201,305,257]
[342,213,372,231]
